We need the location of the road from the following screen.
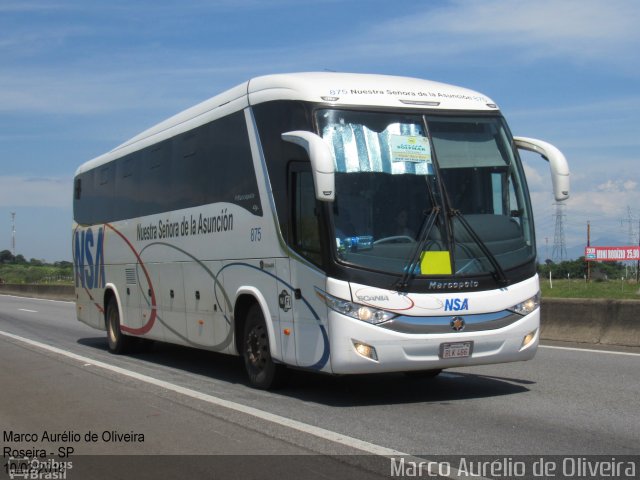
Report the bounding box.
[1,294,639,479]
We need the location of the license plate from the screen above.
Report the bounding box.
[439,341,473,359]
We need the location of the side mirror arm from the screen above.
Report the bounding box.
[514,136,570,202]
[282,131,335,202]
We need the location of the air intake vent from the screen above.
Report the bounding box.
[125,268,137,285]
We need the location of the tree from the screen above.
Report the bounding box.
[538,257,625,280]
[0,250,14,264]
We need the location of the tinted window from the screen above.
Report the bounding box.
[292,168,321,264]
[252,101,314,238]
[73,110,262,224]
[115,152,141,219]
[74,170,93,225]
[94,163,115,222]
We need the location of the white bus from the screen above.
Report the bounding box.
[73,72,569,389]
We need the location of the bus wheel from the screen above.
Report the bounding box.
[404,369,442,379]
[106,297,131,354]
[243,304,287,390]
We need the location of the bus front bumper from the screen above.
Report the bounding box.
[327,309,539,374]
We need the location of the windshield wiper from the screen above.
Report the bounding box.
[449,209,508,286]
[395,206,440,291]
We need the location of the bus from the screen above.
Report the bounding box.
[73,72,569,389]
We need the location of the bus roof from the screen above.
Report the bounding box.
[77,72,498,175]
[248,72,497,110]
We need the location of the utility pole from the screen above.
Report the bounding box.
[545,237,549,262]
[586,220,591,282]
[10,212,16,257]
[637,219,639,284]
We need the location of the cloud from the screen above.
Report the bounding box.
[0,1,70,13]
[0,176,71,208]
[3,0,638,118]
[509,97,640,119]
[597,179,638,193]
[0,1,317,116]
[570,190,636,218]
[0,61,259,115]
[364,0,640,66]
[525,155,640,251]
[521,160,546,192]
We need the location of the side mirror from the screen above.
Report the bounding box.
[282,131,335,202]
[514,136,570,202]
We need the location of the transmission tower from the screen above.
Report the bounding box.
[621,206,636,245]
[552,203,567,262]
[11,212,16,257]
[620,206,640,281]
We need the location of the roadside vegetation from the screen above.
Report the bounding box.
[1,249,638,299]
[0,250,72,285]
[538,257,640,300]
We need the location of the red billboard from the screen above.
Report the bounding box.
[584,246,640,261]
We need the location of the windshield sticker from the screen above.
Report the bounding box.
[390,135,432,165]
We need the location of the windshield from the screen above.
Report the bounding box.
[316,109,535,278]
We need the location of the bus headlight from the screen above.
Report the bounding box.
[509,292,540,316]
[316,289,396,325]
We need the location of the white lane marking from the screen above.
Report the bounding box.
[0,329,406,457]
[540,345,640,357]
[0,294,74,304]
[0,329,493,479]
[18,308,38,313]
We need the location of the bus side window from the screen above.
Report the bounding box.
[292,169,322,264]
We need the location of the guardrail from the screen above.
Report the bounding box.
[0,285,638,347]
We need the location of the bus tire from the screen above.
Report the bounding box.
[106,296,132,354]
[242,304,287,390]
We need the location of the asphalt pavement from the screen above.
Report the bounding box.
[1,294,639,479]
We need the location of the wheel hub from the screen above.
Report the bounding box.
[246,326,266,368]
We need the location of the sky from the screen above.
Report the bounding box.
[1,0,639,262]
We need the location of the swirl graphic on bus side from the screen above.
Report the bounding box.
[104,223,158,335]
[138,241,235,352]
[74,223,328,370]
[218,262,330,371]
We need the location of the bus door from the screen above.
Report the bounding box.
[288,164,330,370]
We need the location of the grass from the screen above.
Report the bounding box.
[0,264,73,285]
[2,263,639,300]
[540,278,640,300]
